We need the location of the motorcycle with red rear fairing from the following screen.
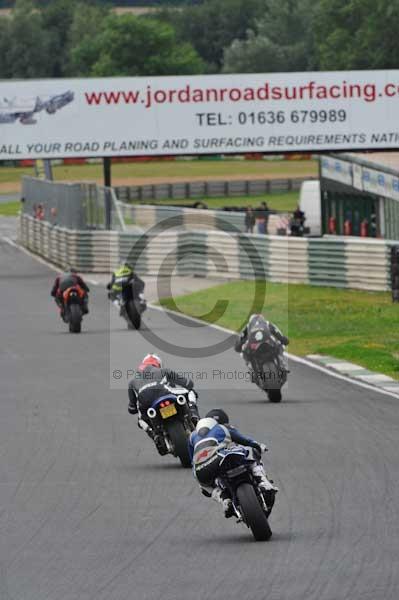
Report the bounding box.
[61,285,87,333]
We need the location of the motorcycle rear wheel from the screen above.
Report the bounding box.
[267,389,282,403]
[165,420,191,468]
[236,483,272,541]
[69,304,82,333]
[126,300,141,330]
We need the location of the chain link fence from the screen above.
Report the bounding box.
[21,176,125,231]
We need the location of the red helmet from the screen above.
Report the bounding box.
[139,353,162,370]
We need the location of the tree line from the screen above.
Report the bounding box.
[0,0,398,80]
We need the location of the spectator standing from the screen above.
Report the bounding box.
[290,205,306,236]
[245,206,256,233]
[256,201,269,234]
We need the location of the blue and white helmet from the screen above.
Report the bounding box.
[195,417,217,437]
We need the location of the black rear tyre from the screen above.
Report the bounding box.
[127,300,141,330]
[69,304,82,333]
[165,420,191,468]
[267,389,282,403]
[236,483,272,541]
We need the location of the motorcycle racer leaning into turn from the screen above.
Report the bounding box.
[128,354,200,454]
[235,313,289,370]
[189,409,278,518]
[235,313,289,354]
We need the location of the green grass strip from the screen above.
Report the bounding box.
[0,159,317,185]
[0,201,21,216]
[160,280,399,380]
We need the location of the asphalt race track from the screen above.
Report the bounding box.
[1,238,399,600]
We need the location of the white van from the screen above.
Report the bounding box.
[299,180,321,236]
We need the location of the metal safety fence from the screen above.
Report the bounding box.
[21,176,125,231]
[114,177,312,203]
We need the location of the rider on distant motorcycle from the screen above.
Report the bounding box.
[235,314,288,354]
[189,409,278,518]
[128,353,200,454]
[51,268,90,316]
[106,263,145,311]
[235,314,289,371]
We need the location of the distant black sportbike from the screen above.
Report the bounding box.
[110,278,146,330]
[217,445,274,541]
[145,387,197,468]
[241,326,288,402]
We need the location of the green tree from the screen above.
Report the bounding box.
[223,0,315,73]
[158,0,266,71]
[67,2,110,76]
[41,0,76,77]
[5,0,51,78]
[0,16,12,78]
[72,13,204,76]
[313,0,399,70]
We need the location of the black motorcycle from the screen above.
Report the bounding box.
[110,277,146,330]
[241,328,288,402]
[217,445,274,541]
[145,387,197,468]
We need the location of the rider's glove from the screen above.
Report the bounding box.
[259,443,268,453]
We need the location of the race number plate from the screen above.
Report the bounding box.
[160,404,177,419]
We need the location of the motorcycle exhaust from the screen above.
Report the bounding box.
[176,395,186,406]
[147,407,157,419]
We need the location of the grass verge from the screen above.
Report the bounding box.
[0,159,317,192]
[0,201,21,216]
[160,280,399,379]
[143,191,298,212]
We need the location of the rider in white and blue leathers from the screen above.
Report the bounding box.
[189,409,278,518]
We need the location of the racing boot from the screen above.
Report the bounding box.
[138,417,155,439]
[251,464,278,512]
[153,434,168,456]
[211,487,234,519]
[188,391,200,425]
[138,418,167,454]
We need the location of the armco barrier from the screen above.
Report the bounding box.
[20,214,391,291]
[114,177,311,202]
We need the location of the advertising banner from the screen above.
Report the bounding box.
[2,71,399,159]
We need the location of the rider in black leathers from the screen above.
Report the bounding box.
[128,354,200,454]
[234,314,289,377]
[235,314,288,354]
